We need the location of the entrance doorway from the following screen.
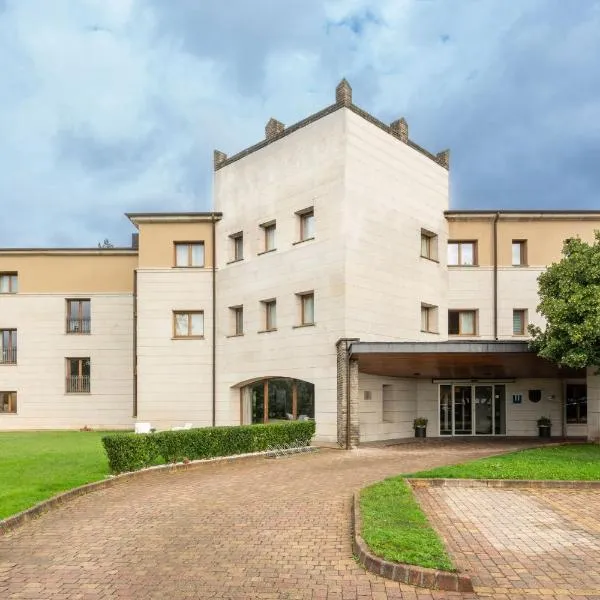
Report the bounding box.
[439,384,506,436]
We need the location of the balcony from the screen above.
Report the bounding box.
[66,318,91,334]
[66,376,90,393]
[0,347,17,364]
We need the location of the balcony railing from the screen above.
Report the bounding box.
[66,376,90,393]
[0,347,17,364]
[66,318,91,334]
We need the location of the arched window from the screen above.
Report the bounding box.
[241,378,314,424]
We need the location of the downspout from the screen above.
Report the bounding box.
[493,212,500,340]
[132,269,138,418]
[212,214,217,427]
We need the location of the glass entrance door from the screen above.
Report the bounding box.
[440,383,506,436]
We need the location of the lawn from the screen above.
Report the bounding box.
[360,478,455,571]
[408,443,600,481]
[0,431,113,520]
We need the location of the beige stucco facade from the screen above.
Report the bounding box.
[1,81,599,442]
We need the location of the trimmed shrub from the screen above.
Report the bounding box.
[102,421,316,474]
[101,432,160,474]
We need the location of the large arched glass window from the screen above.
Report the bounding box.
[241,378,314,424]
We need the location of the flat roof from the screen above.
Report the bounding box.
[445,210,600,219]
[0,248,137,255]
[349,341,583,379]
[126,212,222,227]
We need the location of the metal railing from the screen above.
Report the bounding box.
[66,376,90,393]
[66,318,91,334]
[0,347,17,364]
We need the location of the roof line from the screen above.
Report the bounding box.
[349,340,534,355]
[445,210,600,215]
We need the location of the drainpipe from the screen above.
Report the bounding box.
[133,269,138,418]
[211,214,217,427]
[493,212,500,340]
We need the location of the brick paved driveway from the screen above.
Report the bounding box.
[0,440,595,600]
[415,484,600,600]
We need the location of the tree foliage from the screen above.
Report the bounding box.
[97,238,114,248]
[529,231,600,369]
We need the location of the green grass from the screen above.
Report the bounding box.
[0,431,115,519]
[360,478,455,571]
[409,443,600,481]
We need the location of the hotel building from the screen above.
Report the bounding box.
[1,80,598,445]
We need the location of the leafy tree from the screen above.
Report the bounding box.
[98,238,114,248]
[529,231,600,369]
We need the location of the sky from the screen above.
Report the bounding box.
[1,0,599,247]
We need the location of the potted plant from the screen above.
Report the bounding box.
[413,417,428,438]
[537,416,552,438]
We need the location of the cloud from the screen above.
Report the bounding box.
[0,0,599,247]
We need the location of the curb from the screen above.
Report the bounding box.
[0,446,318,536]
[351,493,474,592]
[407,478,600,490]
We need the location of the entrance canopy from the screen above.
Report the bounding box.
[349,341,584,380]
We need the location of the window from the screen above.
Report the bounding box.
[261,222,276,252]
[447,241,476,266]
[230,232,243,262]
[174,242,205,267]
[420,304,438,333]
[512,309,527,336]
[298,208,315,241]
[230,306,244,336]
[0,391,17,414]
[66,358,91,393]
[448,310,477,335]
[566,383,587,424]
[262,300,277,331]
[0,273,18,294]
[66,299,91,334]
[298,292,315,325]
[420,230,438,261]
[512,240,527,266]
[0,329,17,364]
[173,311,204,338]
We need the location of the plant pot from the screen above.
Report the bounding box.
[538,425,551,438]
[414,426,427,438]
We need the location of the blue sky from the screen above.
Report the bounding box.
[1,0,599,247]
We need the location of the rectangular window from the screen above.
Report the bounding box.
[230,232,243,262]
[0,391,17,414]
[566,383,587,424]
[261,222,276,252]
[512,240,527,266]
[66,358,91,394]
[173,311,204,338]
[512,309,527,336]
[0,273,18,294]
[420,304,438,333]
[420,230,438,261]
[298,292,315,325]
[262,300,277,331]
[174,242,205,267]
[230,306,243,336]
[298,208,315,241]
[448,310,477,335]
[0,329,17,364]
[447,241,476,266]
[66,299,91,334]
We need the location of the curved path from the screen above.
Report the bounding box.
[0,440,584,599]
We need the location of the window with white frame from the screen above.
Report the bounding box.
[174,242,205,267]
[447,241,476,266]
[173,311,204,338]
[420,304,438,333]
[261,222,276,252]
[420,230,438,261]
[448,310,477,335]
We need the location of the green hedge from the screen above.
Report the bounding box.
[102,421,316,474]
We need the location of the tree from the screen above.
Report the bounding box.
[529,231,600,369]
[98,239,114,248]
